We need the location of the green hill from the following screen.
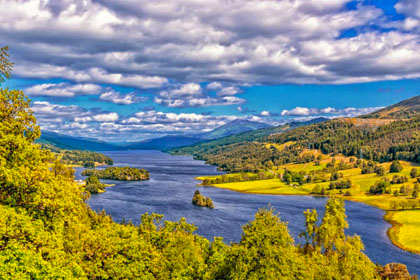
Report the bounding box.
[362,95,420,119]
[37,131,120,151]
[172,96,420,172]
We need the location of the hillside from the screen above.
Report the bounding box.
[362,95,420,119]
[171,97,420,173]
[197,119,271,140]
[125,119,271,150]
[125,135,203,150]
[170,117,328,157]
[37,131,120,151]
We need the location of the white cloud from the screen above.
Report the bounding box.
[169,83,202,96]
[260,110,270,116]
[2,0,420,86]
[26,83,101,97]
[217,86,240,96]
[280,106,382,116]
[155,83,245,107]
[99,90,147,105]
[281,107,311,116]
[93,112,119,122]
[206,82,222,90]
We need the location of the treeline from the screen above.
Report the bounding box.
[171,116,420,174]
[171,118,327,158]
[82,166,149,181]
[265,117,420,163]
[43,144,113,166]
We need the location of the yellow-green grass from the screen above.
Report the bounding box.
[210,178,309,195]
[385,210,420,254]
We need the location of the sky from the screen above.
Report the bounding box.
[1,0,420,142]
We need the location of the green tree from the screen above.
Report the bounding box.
[0,46,13,84]
[410,168,418,178]
[389,160,403,173]
[220,207,309,279]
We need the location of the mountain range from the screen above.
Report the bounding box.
[37,119,272,151]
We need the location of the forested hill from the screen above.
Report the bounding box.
[37,131,120,151]
[171,97,420,173]
[170,117,327,156]
[361,95,420,119]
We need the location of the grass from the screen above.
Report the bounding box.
[196,151,420,254]
[385,210,420,254]
[211,179,309,195]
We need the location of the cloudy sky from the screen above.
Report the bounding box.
[2,0,420,142]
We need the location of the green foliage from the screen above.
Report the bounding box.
[410,168,418,178]
[390,160,403,173]
[42,145,114,166]
[370,179,391,194]
[0,46,13,84]
[82,166,149,181]
[219,207,309,279]
[192,190,214,208]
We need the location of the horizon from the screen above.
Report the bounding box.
[2,0,420,141]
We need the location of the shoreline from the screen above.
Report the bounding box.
[198,181,420,255]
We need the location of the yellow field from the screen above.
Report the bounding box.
[196,152,420,254]
[211,178,308,195]
[386,210,420,254]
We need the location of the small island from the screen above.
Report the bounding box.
[84,175,113,194]
[81,166,150,181]
[192,190,215,208]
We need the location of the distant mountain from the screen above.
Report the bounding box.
[197,119,271,140]
[125,119,271,151]
[170,117,328,155]
[362,95,420,119]
[125,136,203,150]
[37,131,120,151]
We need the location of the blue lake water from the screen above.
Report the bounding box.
[75,150,420,275]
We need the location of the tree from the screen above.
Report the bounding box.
[220,207,309,279]
[389,160,403,173]
[410,168,418,179]
[413,184,419,199]
[375,165,385,176]
[0,46,13,84]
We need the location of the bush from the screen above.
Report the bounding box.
[389,160,403,173]
[410,168,418,178]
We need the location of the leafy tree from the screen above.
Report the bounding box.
[370,180,391,194]
[219,207,309,279]
[410,168,418,178]
[0,46,13,84]
[413,184,419,199]
[390,160,403,173]
[375,165,385,176]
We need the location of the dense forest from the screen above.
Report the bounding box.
[171,117,327,157]
[43,144,114,167]
[81,166,150,181]
[0,46,415,279]
[173,113,420,173]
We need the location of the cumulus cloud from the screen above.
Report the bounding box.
[260,110,271,116]
[280,106,382,116]
[217,86,240,96]
[2,0,420,87]
[99,90,147,105]
[26,83,101,97]
[206,82,222,90]
[154,83,245,107]
[93,112,119,122]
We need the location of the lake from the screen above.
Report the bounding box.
[75,150,420,275]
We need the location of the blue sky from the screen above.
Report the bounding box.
[1,0,420,141]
